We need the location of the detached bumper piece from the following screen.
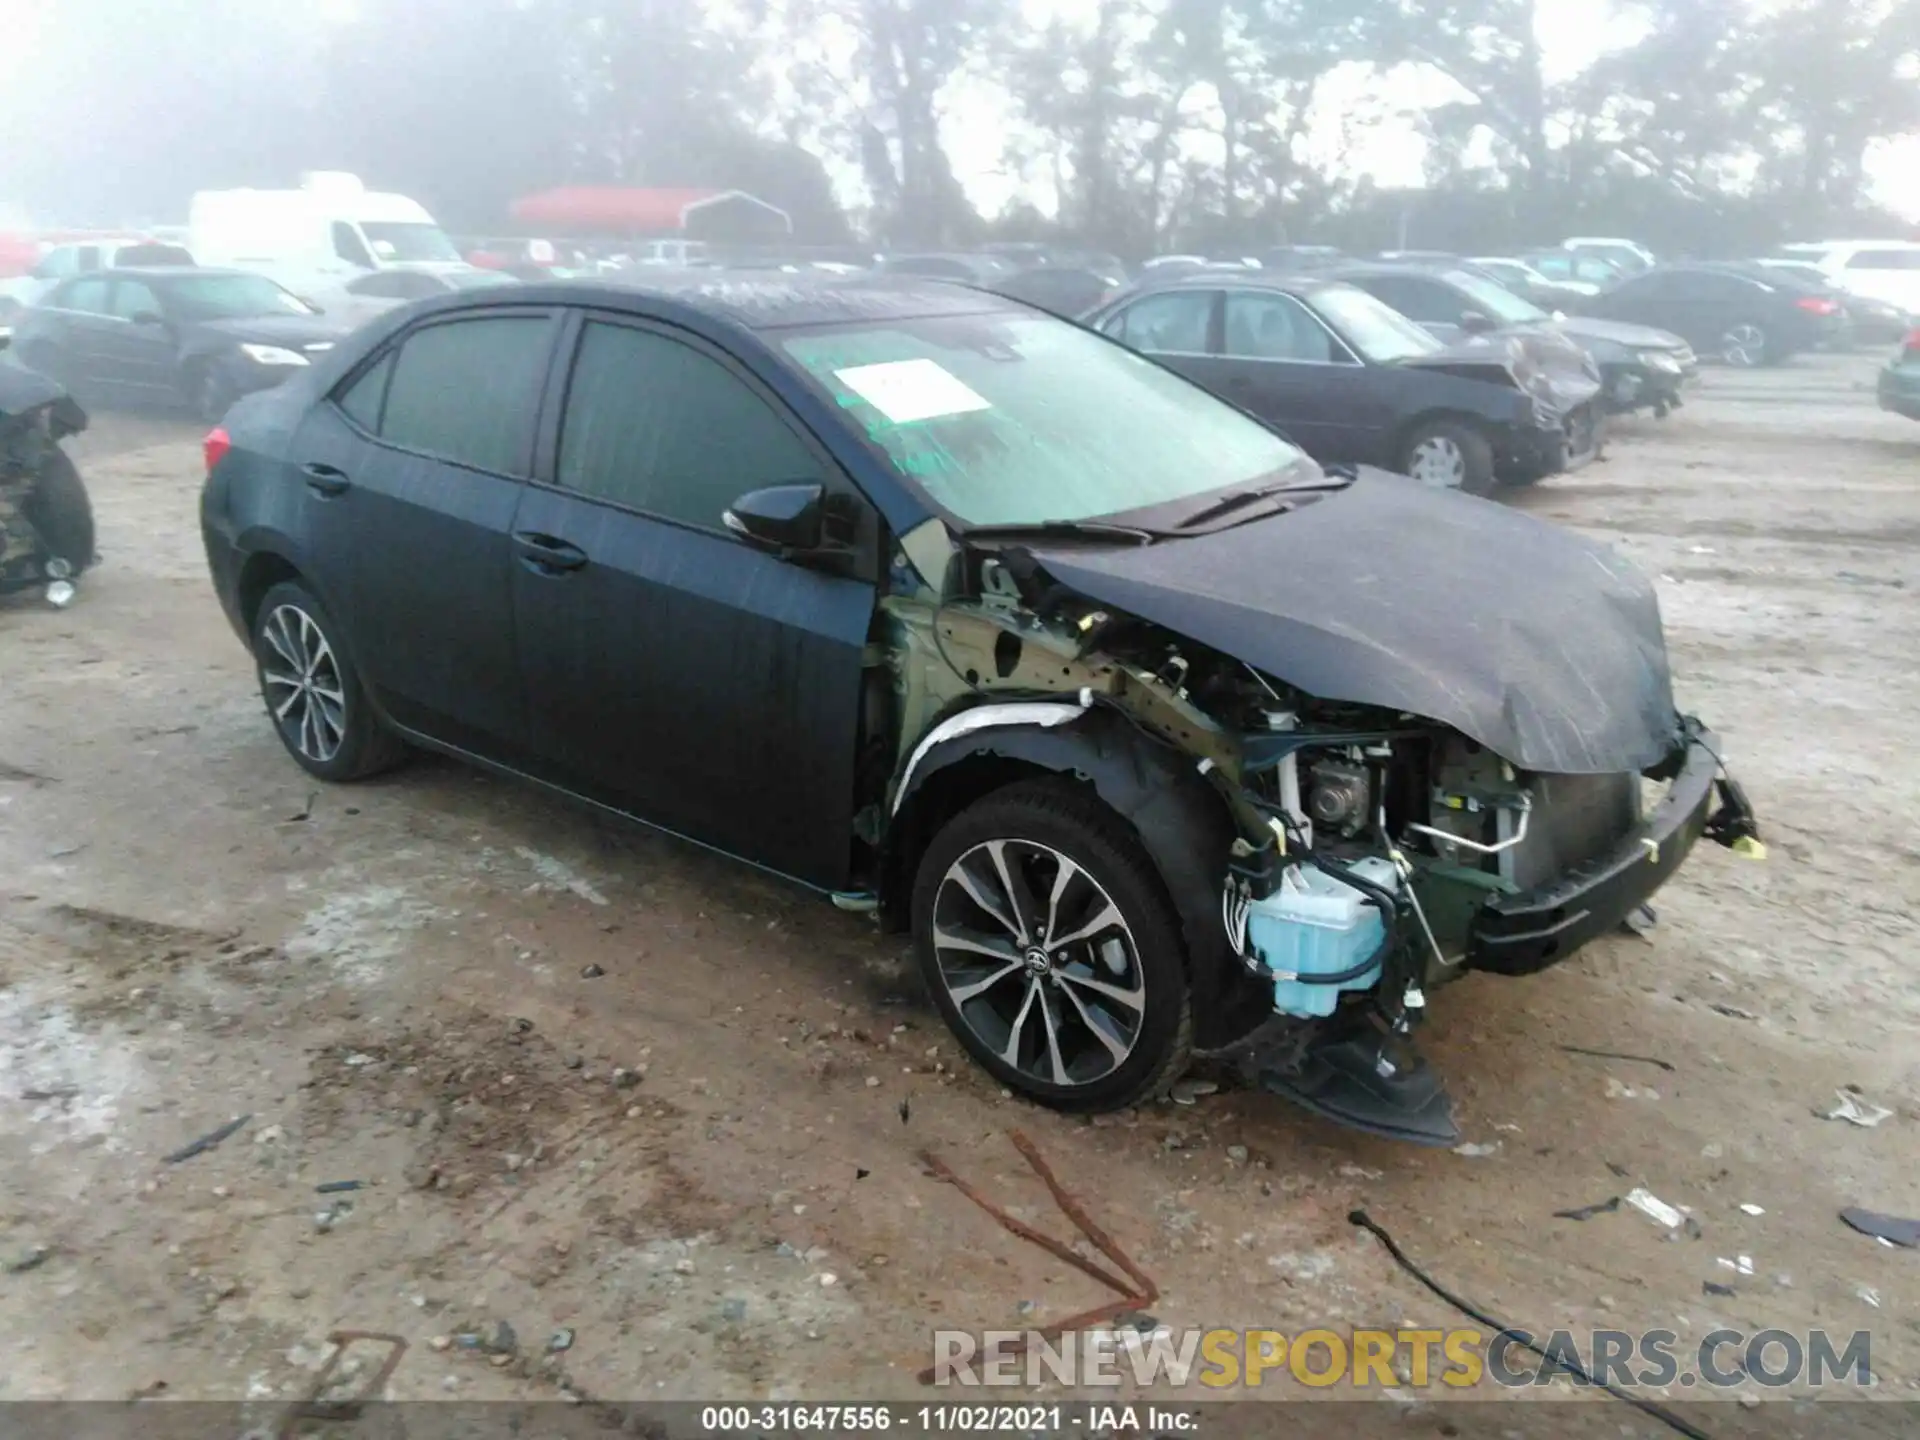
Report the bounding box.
[1252,1028,1461,1148]
[1469,730,1748,976]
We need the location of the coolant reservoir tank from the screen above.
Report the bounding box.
[1246,856,1398,1019]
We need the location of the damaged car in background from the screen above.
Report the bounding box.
[1333,263,1699,418]
[199,275,1761,1146]
[1084,273,1603,496]
[0,357,94,608]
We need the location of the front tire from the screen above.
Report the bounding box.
[911,780,1192,1112]
[1401,418,1496,497]
[20,449,95,575]
[251,580,404,782]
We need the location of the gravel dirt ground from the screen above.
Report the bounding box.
[1,353,1915,1437]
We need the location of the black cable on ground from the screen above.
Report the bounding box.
[1347,1208,1711,1440]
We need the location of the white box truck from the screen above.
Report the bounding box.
[188,172,469,299]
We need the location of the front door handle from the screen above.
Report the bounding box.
[513,531,588,573]
[301,462,351,497]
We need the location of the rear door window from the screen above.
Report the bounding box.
[60,277,111,313]
[107,279,163,320]
[1100,290,1216,353]
[376,315,552,475]
[1222,291,1340,362]
[556,319,822,530]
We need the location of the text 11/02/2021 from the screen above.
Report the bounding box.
[698,1403,1198,1432]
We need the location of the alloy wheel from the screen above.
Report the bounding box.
[930,839,1145,1089]
[259,603,347,764]
[1407,434,1466,487]
[1720,323,1767,367]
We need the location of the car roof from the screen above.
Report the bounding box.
[420,270,1021,332]
[87,265,250,281]
[1118,270,1354,300]
[1326,262,1471,282]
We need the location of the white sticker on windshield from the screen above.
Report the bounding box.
[832,359,990,424]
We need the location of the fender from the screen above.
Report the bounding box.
[893,704,1275,1052]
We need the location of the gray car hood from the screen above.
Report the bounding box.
[1029,472,1681,775]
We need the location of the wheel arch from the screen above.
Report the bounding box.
[1391,407,1494,460]
[882,706,1274,1052]
[236,548,307,637]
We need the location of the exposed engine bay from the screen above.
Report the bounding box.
[873,496,1761,1145]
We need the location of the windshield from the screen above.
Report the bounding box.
[1441,269,1549,324]
[780,312,1310,527]
[1310,285,1443,363]
[360,222,461,263]
[161,273,316,321]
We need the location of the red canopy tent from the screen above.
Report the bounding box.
[508,187,792,240]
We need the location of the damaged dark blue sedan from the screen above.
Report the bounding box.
[198,273,1760,1145]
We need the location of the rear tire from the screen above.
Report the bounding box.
[1400,418,1496,497]
[1719,322,1769,367]
[19,449,94,575]
[251,579,405,783]
[911,780,1193,1113]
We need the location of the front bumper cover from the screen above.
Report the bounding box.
[1468,726,1753,976]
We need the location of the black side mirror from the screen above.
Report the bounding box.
[724,482,826,554]
[1459,309,1495,334]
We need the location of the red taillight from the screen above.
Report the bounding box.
[1905,326,1920,354]
[202,426,231,474]
[1795,295,1837,315]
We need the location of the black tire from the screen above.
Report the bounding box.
[1400,418,1496,497]
[911,779,1193,1112]
[251,579,405,783]
[19,449,95,574]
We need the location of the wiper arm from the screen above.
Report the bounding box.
[962,519,1165,546]
[1172,474,1353,531]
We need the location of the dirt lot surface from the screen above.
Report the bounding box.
[2,355,1916,1436]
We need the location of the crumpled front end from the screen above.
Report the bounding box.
[979,478,1764,1142]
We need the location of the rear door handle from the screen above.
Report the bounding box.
[301,462,351,497]
[512,531,588,573]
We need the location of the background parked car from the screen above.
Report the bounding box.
[1331,263,1696,414]
[13,266,346,420]
[1561,237,1657,274]
[0,235,193,324]
[1083,274,1600,494]
[1523,249,1626,288]
[1469,255,1600,309]
[1743,259,1910,346]
[1880,326,1920,420]
[874,252,1009,282]
[1581,262,1840,366]
[1774,239,1920,318]
[984,265,1121,318]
